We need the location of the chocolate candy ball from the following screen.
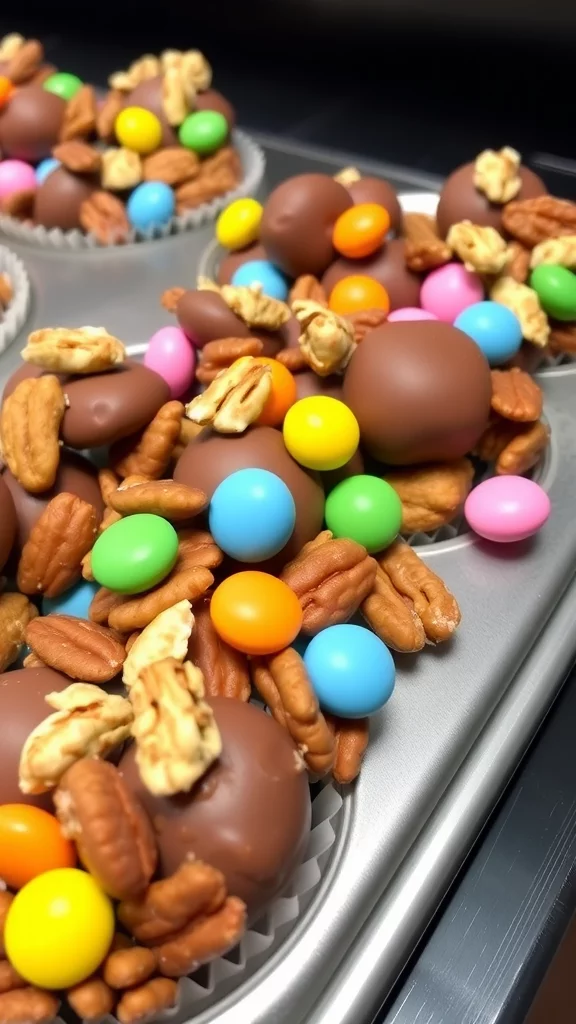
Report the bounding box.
[343,321,492,464]
[0,84,66,162]
[33,166,97,232]
[322,239,421,312]
[346,176,403,235]
[195,89,236,130]
[0,667,69,809]
[120,696,311,919]
[260,173,353,278]
[174,426,324,563]
[0,473,16,571]
[436,161,547,238]
[3,450,104,549]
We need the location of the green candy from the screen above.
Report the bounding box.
[324,475,402,553]
[42,72,83,101]
[91,514,179,595]
[530,264,576,321]
[178,111,228,156]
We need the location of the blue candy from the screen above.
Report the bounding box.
[231,260,290,301]
[209,468,296,562]
[42,579,100,620]
[36,157,60,185]
[454,300,522,366]
[127,181,175,233]
[304,623,395,718]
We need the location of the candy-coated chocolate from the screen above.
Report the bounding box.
[436,161,547,237]
[253,356,297,426]
[211,571,302,654]
[332,203,390,259]
[0,84,65,161]
[346,175,403,234]
[304,623,395,717]
[530,264,576,321]
[0,158,36,199]
[35,156,59,184]
[42,579,100,619]
[127,180,175,232]
[120,696,311,919]
[179,109,228,155]
[260,173,353,278]
[176,288,249,348]
[343,322,492,464]
[216,198,263,251]
[231,259,290,301]
[42,72,83,101]
[91,514,179,594]
[322,238,421,312]
[454,301,522,365]
[209,468,296,562]
[0,75,13,108]
[328,274,390,315]
[115,105,163,155]
[174,426,324,563]
[420,262,484,323]
[217,241,268,284]
[387,306,438,322]
[0,805,76,890]
[144,325,196,397]
[464,475,551,542]
[5,868,114,989]
[283,396,360,472]
[325,475,402,552]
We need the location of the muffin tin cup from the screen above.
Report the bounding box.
[0,244,31,354]
[0,131,265,250]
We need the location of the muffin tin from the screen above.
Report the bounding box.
[1,134,575,1024]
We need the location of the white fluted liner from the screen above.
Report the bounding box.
[0,245,31,353]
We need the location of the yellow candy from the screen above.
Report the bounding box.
[283,396,360,472]
[216,198,263,251]
[5,868,114,989]
[115,106,162,155]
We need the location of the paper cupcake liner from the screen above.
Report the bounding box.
[0,131,265,251]
[0,245,31,354]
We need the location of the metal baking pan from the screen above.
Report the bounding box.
[1,134,575,1024]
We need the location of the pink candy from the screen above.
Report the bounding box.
[0,159,37,199]
[464,476,551,543]
[420,262,484,323]
[387,307,438,323]
[144,326,196,399]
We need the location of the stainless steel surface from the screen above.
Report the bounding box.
[2,136,575,1024]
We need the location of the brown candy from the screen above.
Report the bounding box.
[0,83,65,161]
[33,166,98,231]
[346,175,403,234]
[436,160,548,238]
[322,238,422,311]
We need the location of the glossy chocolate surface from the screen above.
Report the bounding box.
[436,161,548,237]
[33,167,97,232]
[322,238,422,312]
[346,175,403,235]
[0,84,65,161]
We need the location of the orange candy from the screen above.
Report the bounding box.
[0,76,14,107]
[210,571,303,655]
[253,356,297,427]
[328,275,390,316]
[0,804,76,890]
[332,203,390,259]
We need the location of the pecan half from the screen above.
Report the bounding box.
[505,241,531,284]
[252,647,335,776]
[216,281,291,330]
[378,541,461,644]
[1,188,35,220]
[22,325,125,374]
[289,275,328,306]
[52,140,101,174]
[111,401,184,479]
[55,758,157,900]
[281,532,377,635]
[447,221,507,274]
[476,417,551,475]
[0,593,37,672]
[382,459,474,534]
[26,615,126,683]
[0,989,60,1022]
[155,896,246,977]
[176,168,236,211]
[549,320,576,354]
[276,347,307,372]
[196,336,264,385]
[186,356,272,433]
[0,375,65,493]
[101,147,143,191]
[99,467,120,506]
[404,212,452,271]
[473,147,521,204]
[490,368,543,422]
[97,89,125,141]
[362,563,426,653]
[80,191,130,245]
[326,714,369,784]
[345,308,388,344]
[116,978,177,1024]
[122,600,194,689]
[19,683,133,794]
[118,859,226,945]
[109,566,213,633]
[4,39,43,84]
[143,147,199,186]
[17,493,98,598]
[187,595,250,700]
[0,960,25,994]
[59,84,98,142]
[177,529,223,571]
[109,479,207,520]
[103,947,157,990]
[490,276,550,347]
[67,977,115,1020]
[293,299,356,376]
[130,658,221,796]
[502,195,576,248]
